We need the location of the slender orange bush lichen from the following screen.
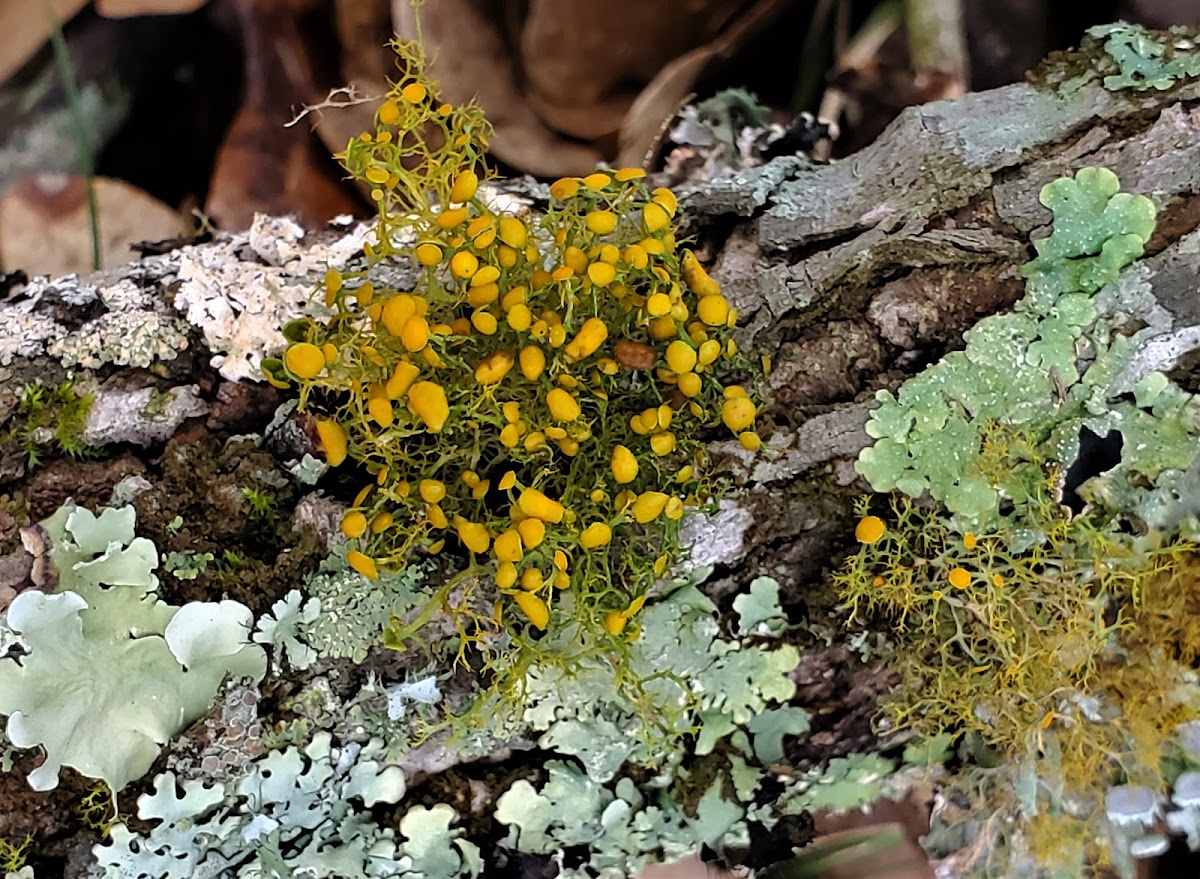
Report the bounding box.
[263,37,759,644]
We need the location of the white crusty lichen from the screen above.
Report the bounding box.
[0,305,65,365]
[173,215,378,382]
[61,274,190,368]
[54,309,191,369]
[83,385,208,447]
[0,214,387,381]
[1,273,189,369]
[680,498,753,567]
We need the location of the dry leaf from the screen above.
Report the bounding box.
[639,855,731,879]
[393,0,604,177]
[0,0,89,86]
[517,0,722,141]
[807,790,936,879]
[618,0,795,167]
[206,0,359,230]
[1121,0,1200,27]
[788,824,936,879]
[95,0,209,17]
[616,46,713,169]
[0,174,184,276]
[393,0,796,177]
[335,0,393,86]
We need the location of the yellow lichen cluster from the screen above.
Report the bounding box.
[263,37,759,636]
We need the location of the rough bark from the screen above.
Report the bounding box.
[675,59,1200,598]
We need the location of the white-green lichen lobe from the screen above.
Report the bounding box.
[1090,23,1200,91]
[0,502,265,793]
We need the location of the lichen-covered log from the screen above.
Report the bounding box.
[0,28,1195,617]
[3,23,1200,879]
[5,31,1199,597]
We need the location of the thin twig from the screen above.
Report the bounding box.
[286,85,380,129]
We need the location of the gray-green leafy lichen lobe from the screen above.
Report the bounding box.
[1028,23,1200,93]
[1089,23,1200,91]
[855,167,1190,527]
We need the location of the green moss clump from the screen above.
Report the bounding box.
[2,380,95,469]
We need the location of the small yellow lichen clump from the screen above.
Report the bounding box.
[262,36,760,643]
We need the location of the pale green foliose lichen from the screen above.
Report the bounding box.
[0,501,266,793]
[495,763,710,877]
[298,549,426,664]
[68,502,924,879]
[520,572,801,780]
[93,732,429,879]
[733,575,789,636]
[1089,22,1200,91]
[855,167,1200,530]
[849,166,1200,874]
[774,753,899,814]
[161,549,214,580]
[253,589,321,672]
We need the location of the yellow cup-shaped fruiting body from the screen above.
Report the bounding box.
[285,343,325,379]
[580,521,612,549]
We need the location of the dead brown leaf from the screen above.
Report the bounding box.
[393,0,604,177]
[1120,0,1200,28]
[393,0,795,177]
[94,0,209,17]
[206,0,359,230]
[809,790,937,879]
[616,45,714,170]
[0,0,88,86]
[795,824,936,879]
[517,0,726,142]
[639,855,731,879]
[617,0,798,167]
[0,174,184,275]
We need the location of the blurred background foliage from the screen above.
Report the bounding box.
[1,0,1198,276]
